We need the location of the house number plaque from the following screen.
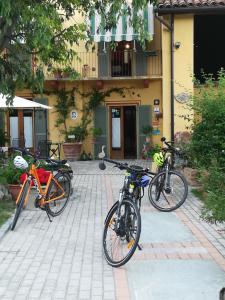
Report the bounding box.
[174,92,190,104]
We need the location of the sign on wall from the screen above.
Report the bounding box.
[71,110,78,120]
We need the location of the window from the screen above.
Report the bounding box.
[194,15,225,82]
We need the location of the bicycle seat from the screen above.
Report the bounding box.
[46,158,67,165]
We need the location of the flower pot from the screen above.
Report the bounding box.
[62,142,82,161]
[53,70,62,79]
[8,184,21,201]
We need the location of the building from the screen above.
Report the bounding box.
[2,1,225,159]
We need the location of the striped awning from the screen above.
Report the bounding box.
[90,4,154,42]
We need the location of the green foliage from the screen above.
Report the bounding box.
[0,0,153,98]
[54,88,76,139]
[91,127,103,137]
[0,157,23,184]
[147,144,161,158]
[186,71,225,168]
[62,66,80,79]
[185,70,225,223]
[200,166,225,224]
[0,197,15,227]
[67,124,87,142]
[141,125,153,136]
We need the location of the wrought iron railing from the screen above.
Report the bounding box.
[44,50,162,79]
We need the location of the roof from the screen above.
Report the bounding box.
[155,0,225,13]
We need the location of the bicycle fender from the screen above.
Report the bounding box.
[104,201,119,224]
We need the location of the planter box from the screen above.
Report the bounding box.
[7,184,21,201]
[62,142,82,161]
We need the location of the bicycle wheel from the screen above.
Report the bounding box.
[103,199,141,267]
[148,170,188,212]
[11,180,30,231]
[45,172,71,217]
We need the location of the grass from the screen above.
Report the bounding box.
[0,198,15,227]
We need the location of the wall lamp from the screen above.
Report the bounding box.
[174,41,181,49]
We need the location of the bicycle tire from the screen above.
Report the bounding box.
[103,199,141,267]
[148,170,188,212]
[11,180,30,231]
[45,172,71,217]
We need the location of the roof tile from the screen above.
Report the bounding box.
[157,0,225,8]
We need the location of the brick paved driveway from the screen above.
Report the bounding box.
[0,160,225,300]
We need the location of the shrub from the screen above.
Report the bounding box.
[200,165,225,223]
[188,71,225,168]
[186,70,225,222]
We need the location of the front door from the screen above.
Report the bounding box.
[110,106,137,159]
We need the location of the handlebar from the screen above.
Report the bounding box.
[10,147,36,158]
[160,137,183,156]
[99,158,154,175]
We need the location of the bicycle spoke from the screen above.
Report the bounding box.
[148,170,188,212]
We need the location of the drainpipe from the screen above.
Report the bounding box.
[170,14,174,142]
[155,13,174,141]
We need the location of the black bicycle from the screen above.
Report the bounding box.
[99,158,147,267]
[148,137,188,212]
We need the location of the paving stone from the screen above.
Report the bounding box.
[0,161,225,300]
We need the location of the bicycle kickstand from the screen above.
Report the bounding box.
[45,210,52,223]
[137,243,143,251]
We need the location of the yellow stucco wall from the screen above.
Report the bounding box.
[44,79,162,158]
[13,13,195,159]
[162,14,194,140]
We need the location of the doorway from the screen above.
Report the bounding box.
[110,106,136,159]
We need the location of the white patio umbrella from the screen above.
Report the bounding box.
[0,94,52,109]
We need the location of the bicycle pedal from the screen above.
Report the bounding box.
[137,243,143,251]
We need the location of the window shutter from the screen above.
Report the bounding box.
[137,105,152,158]
[94,105,108,158]
[135,42,147,76]
[0,112,4,130]
[98,42,109,77]
[34,98,49,154]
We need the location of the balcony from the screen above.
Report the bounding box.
[45,50,162,80]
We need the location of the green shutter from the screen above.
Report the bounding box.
[34,98,49,154]
[0,111,4,130]
[138,105,152,158]
[94,105,107,159]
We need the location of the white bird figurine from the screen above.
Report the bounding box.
[98,145,106,159]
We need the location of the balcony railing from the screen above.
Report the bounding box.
[45,50,162,80]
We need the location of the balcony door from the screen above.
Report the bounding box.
[110,106,136,159]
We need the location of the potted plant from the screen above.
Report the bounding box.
[141,125,153,143]
[62,123,87,161]
[62,66,80,79]
[91,127,102,144]
[52,67,63,79]
[0,158,23,200]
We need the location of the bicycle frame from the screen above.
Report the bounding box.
[16,163,66,207]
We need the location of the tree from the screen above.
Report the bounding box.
[0,0,153,99]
